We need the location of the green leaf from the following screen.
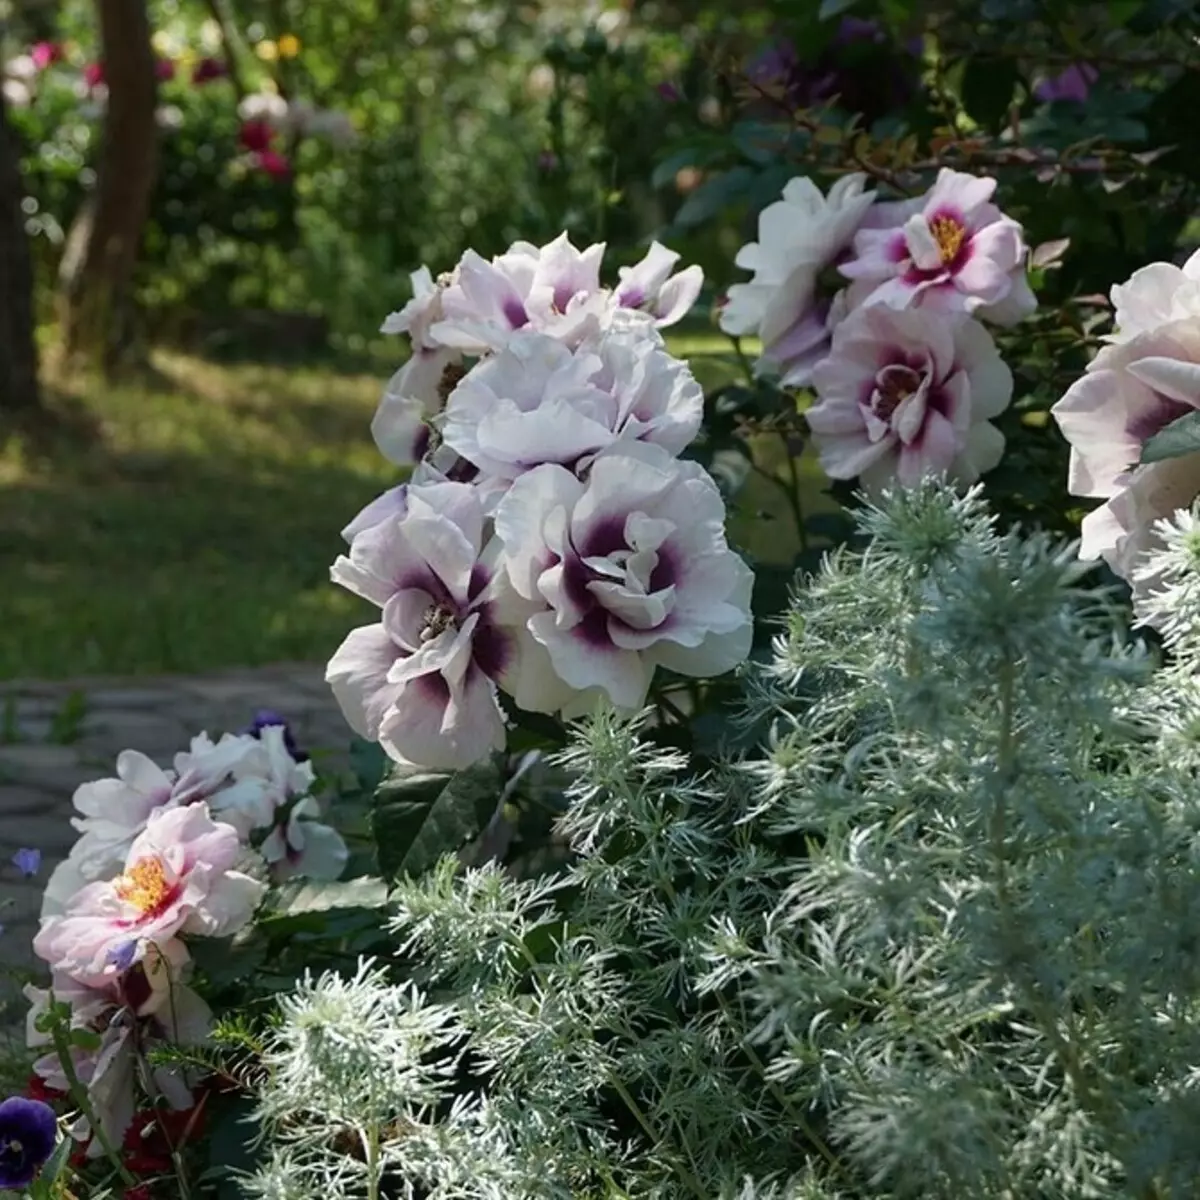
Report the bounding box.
[372,758,504,882]
[347,736,388,795]
[960,56,1019,129]
[28,1134,72,1196]
[261,875,389,919]
[731,120,786,165]
[70,1027,103,1052]
[671,166,757,230]
[201,1095,261,1199]
[1141,411,1200,463]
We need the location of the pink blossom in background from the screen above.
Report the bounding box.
[33,804,264,989]
[25,944,209,1154]
[82,62,104,88]
[154,57,175,82]
[840,167,1035,324]
[1034,63,1097,104]
[256,148,291,178]
[30,42,64,70]
[806,306,1013,493]
[191,56,227,85]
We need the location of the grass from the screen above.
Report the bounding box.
[0,331,833,679]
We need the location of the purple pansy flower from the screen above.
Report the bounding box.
[0,1095,58,1188]
[242,710,308,763]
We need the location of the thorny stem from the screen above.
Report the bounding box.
[50,1024,140,1188]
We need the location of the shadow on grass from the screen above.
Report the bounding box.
[0,361,391,679]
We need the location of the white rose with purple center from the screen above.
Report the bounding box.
[1107,249,1200,345]
[494,442,753,711]
[440,327,703,484]
[325,481,523,769]
[840,168,1035,324]
[806,307,1012,492]
[720,173,876,386]
[1052,319,1200,499]
[430,233,702,355]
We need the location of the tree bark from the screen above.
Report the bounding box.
[0,83,41,416]
[57,0,159,372]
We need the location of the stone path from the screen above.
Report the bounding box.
[0,663,351,1024]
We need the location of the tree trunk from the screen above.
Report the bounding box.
[57,0,159,373]
[0,83,41,416]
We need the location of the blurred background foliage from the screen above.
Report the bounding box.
[4,0,1199,358]
[2,0,1199,675]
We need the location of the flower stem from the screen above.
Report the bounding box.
[50,1026,139,1188]
[781,432,810,553]
[362,1117,381,1200]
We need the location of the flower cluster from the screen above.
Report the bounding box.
[1052,248,1200,617]
[329,233,754,770]
[24,714,344,1156]
[721,168,1033,493]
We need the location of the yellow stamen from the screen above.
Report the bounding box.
[114,857,170,915]
[929,215,966,264]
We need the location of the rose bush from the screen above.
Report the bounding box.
[12,1,1200,1197]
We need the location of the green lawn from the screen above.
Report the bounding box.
[0,333,832,678]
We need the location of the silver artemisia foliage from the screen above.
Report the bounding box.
[244,482,1200,1199]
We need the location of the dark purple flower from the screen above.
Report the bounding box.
[1034,62,1097,104]
[242,709,308,762]
[743,24,920,124]
[11,848,40,878]
[191,56,227,85]
[656,80,682,103]
[0,1096,58,1188]
[835,16,885,45]
[747,37,801,92]
[537,149,559,173]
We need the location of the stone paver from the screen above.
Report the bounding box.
[0,663,352,1022]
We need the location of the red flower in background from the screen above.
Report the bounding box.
[192,56,227,85]
[30,42,64,70]
[238,118,273,153]
[82,62,105,88]
[154,57,175,82]
[123,1102,207,1175]
[256,149,291,179]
